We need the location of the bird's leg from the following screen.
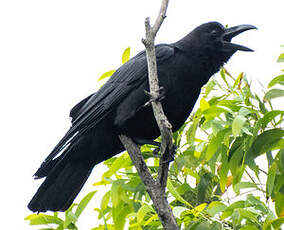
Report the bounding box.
[133,138,161,157]
[162,144,177,163]
[143,86,166,107]
[133,138,177,161]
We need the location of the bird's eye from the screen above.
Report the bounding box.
[210,29,218,37]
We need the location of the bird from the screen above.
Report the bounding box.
[28,21,256,212]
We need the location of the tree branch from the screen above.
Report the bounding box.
[142,0,174,191]
[119,0,178,229]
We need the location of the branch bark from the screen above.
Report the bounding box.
[119,0,178,229]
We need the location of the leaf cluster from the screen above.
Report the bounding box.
[26,48,284,230]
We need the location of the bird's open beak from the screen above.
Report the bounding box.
[222,24,257,52]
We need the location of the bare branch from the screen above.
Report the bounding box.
[152,0,169,37]
[118,135,155,188]
[142,0,173,191]
[119,0,178,228]
[119,135,178,229]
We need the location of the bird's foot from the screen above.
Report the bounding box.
[143,86,165,107]
[162,144,177,163]
[153,144,177,163]
[132,137,176,162]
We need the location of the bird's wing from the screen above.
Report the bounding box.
[36,44,175,173]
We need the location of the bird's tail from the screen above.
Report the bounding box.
[28,158,93,212]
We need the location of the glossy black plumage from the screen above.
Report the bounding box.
[28,22,256,212]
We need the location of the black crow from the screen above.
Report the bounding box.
[28,22,256,212]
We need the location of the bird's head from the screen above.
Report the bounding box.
[175,21,257,78]
[193,21,257,55]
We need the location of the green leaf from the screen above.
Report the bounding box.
[221,201,245,219]
[197,173,212,203]
[239,225,259,230]
[268,74,284,88]
[122,47,130,64]
[220,67,229,88]
[200,98,210,111]
[100,190,111,212]
[275,192,284,217]
[143,214,158,226]
[97,70,116,81]
[264,217,284,230]
[103,153,131,178]
[111,180,122,207]
[229,141,244,181]
[260,110,284,129]
[187,109,202,145]
[173,206,188,219]
[264,89,284,101]
[75,190,96,218]
[64,211,77,229]
[232,115,247,137]
[206,128,230,161]
[167,179,193,208]
[234,182,258,194]
[137,204,154,224]
[266,162,277,197]
[203,106,233,120]
[25,214,63,226]
[207,201,227,216]
[92,224,116,230]
[277,53,284,62]
[233,72,244,88]
[219,146,229,192]
[112,202,132,230]
[245,129,284,165]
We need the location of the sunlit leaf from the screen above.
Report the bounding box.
[207,201,227,216]
[268,74,284,88]
[167,179,193,208]
[264,89,284,101]
[275,192,284,217]
[144,213,158,226]
[233,72,244,89]
[277,53,284,62]
[232,115,247,137]
[111,180,122,207]
[75,191,96,218]
[122,47,131,64]
[234,181,258,194]
[137,204,154,223]
[264,217,284,230]
[25,214,63,226]
[239,225,259,230]
[200,98,210,111]
[97,70,116,81]
[100,191,111,212]
[173,206,188,219]
[103,153,131,178]
[112,202,132,230]
[64,211,77,229]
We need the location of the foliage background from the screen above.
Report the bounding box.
[26,48,284,229]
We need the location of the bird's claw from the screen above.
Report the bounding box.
[143,87,166,107]
[152,144,177,163]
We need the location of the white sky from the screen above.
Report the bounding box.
[0,0,283,229]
